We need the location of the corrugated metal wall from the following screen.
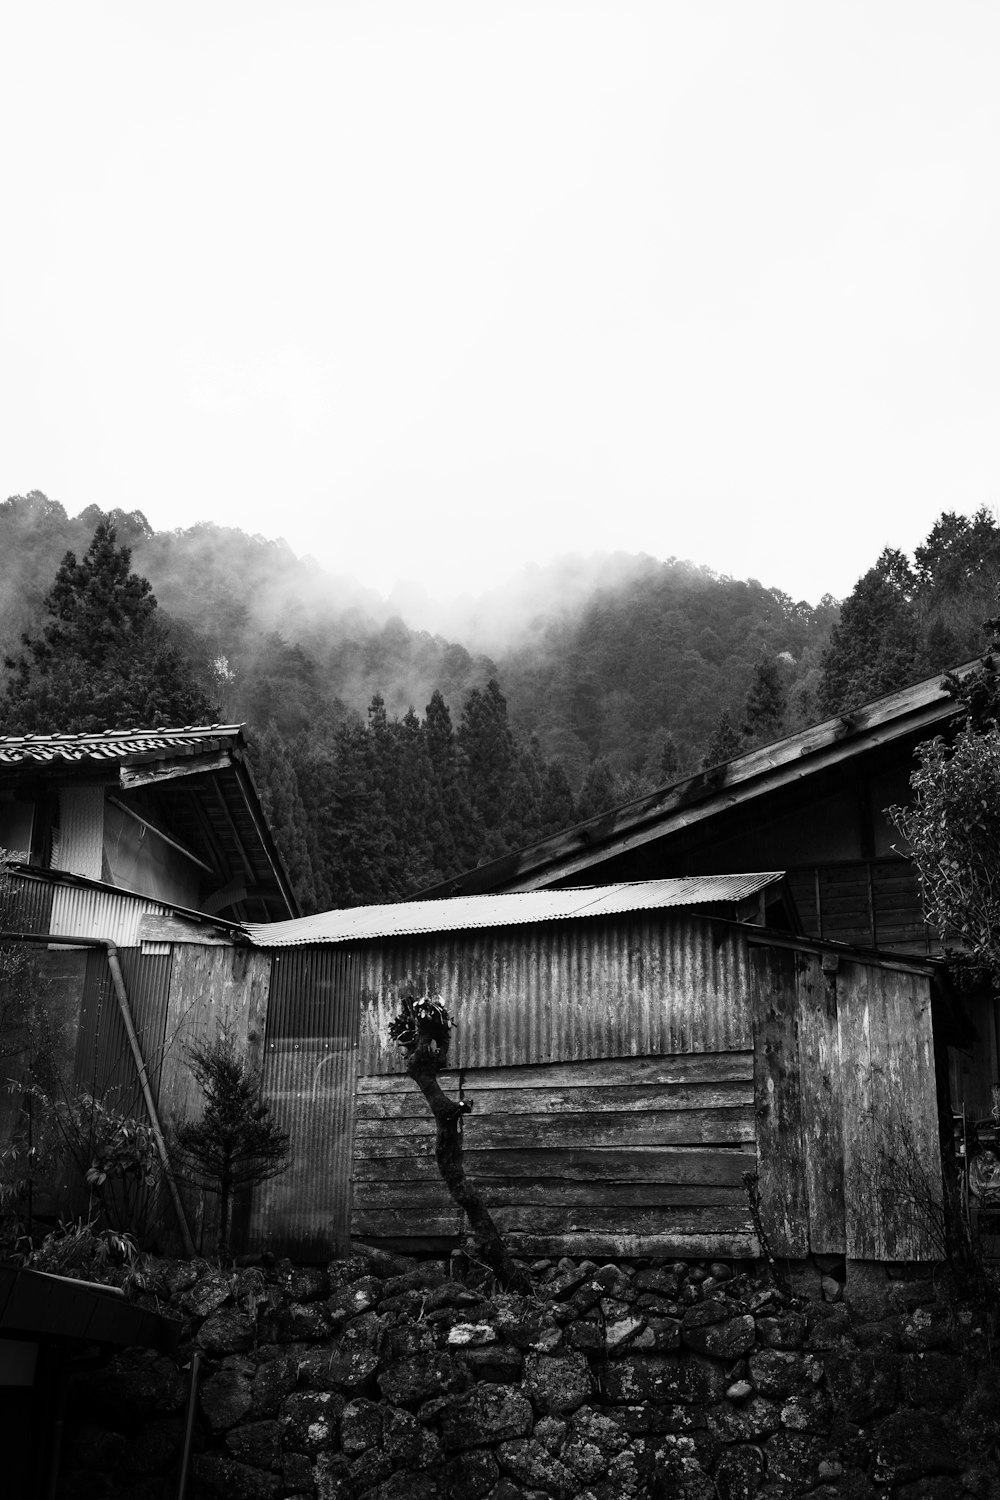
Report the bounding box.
[358,912,753,1074]
[54,786,104,879]
[0,871,55,934]
[251,946,362,1257]
[72,948,173,1115]
[49,883,173,947]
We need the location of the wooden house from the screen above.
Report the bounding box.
[236,876,949,1267]
[1,865,953,1267]
[0,726,295,1242]
[0,725,297,925]
[416,660,996,1127]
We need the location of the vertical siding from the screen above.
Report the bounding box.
[0,871,55,934]
[839,961,941,1261]
[54,786,105,879]
[358,912,753,1074]
[749,939,941,1262]
[72,948,173,1116]
[251,947,361,1257]
[49,884,172,947]
[157,944,272,1257]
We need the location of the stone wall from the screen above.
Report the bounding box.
[57,1249,1000,1500]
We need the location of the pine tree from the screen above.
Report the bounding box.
[318,717,395,907]
[702,711,744,768]
[1,519,216,734]
[423,690,468,876]
[173,1031,290,1259]
[538,759,576,836]
[576,758,618,820]
[247,722,328,914]
[817,549,920,716]
[457,680,517,857]
[741,653,788,746]
[657,735,682,783]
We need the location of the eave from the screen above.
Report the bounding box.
[418,660,977,897]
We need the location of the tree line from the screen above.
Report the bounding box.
[4,496,1000,910]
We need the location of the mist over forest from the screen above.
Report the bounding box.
[0,491,838,774]
[2,490,998,910]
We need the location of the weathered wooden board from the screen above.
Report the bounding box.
[355,1081,754,1120]
[839,960,941,1260]
[356,1051,754,1093]
[352,1181,749,1210]
[838,961,880,1257]
[504,1232,759,1259]
[794,950,846,1255]
[353,1143,756,1184]
[354,1108,755,1151]
[351,1050,757,1251]
[353,1204,751,1239]
[159,945,270,1133]
[749,943,809,1258]
[158,943,271,1256]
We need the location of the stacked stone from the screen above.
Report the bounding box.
[58,1250,1000,1500]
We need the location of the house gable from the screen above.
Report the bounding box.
[418,662,977,953]
[0,726,297,922]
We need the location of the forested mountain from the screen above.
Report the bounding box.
[3,490,999,911]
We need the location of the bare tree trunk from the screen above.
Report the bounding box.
[406,1037,529,1294]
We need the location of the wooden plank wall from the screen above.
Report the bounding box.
[157,943,272,1256]
[353,1051,759,1259]
[750,942,941,1262]
[838,960,942,1261]
[786,860,930,953]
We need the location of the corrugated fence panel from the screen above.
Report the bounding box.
[358,913,753,1074]
[72,948,173,1116]
[63,947,173,1231]
[251,947,362,1257]
[0,872,55,934]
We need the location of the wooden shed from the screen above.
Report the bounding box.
[3,873,950,1266]
[244,875,948,1266]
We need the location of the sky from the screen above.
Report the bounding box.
[3,2,1000,611]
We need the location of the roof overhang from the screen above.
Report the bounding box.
[416,660,977,897]
[243,872,795,947]
[0,725,298,921]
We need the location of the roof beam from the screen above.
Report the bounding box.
[489,678,966,893]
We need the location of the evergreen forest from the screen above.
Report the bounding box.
[2,491,999,912]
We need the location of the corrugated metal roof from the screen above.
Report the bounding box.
[243,873,785,948]
[0,725,242,767]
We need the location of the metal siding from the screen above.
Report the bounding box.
[54,786,105,880]
[49,885,172,947]
[358,912,752,1074]
[0,872,55,935]
[72,949,172,1117]
[250,947,362,1256]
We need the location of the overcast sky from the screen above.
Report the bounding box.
[3,2,999,609]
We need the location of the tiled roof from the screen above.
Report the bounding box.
[0,725,244,767]
[243,873,786,947]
